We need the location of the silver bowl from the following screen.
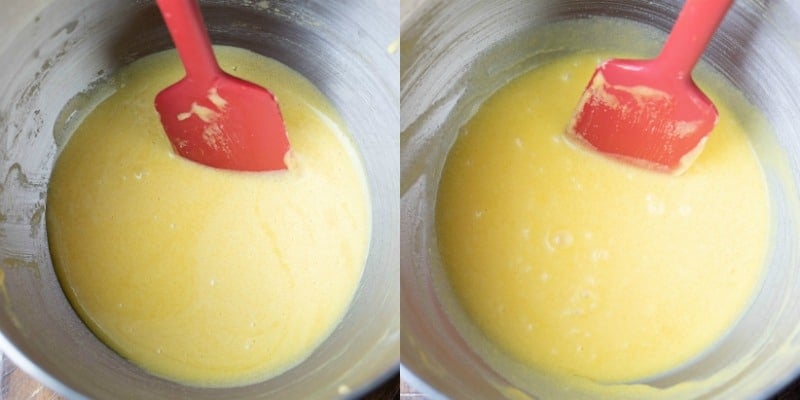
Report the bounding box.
[0,0,399,398]
[401,1,800,398]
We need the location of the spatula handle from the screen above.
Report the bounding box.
[658,0,733,78]
[156,0,221,83]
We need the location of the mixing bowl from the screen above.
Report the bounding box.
[401,0,800,398]
[0,0,399,398]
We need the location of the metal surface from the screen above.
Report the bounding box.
[401,1,800,399]
[0,0,399,399]
[0,355,401,399]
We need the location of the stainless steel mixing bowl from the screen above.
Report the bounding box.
[0,0,399,398]
[401,1,800,398]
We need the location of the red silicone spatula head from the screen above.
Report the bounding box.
[155,0,290,172]
[568,0,733,173]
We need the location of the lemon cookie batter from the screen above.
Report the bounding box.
[437,52,768,383]
[47,47,370,386]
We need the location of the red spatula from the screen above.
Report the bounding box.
[568,0,733,173]
[154,0,290,172]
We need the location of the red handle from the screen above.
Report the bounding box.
[657,0,734,79]
[156,0,221,83]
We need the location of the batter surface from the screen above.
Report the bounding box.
[47,47,370,386]
[437,52,769,382]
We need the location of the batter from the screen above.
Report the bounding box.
[437,52,769,383]
[47,47,370,386]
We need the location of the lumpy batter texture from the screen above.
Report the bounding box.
[47,47,370,386]
[437,52,769,383]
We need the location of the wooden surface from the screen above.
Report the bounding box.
[774,377,800,400]
[363,373,400,400]
[0,354,399,399]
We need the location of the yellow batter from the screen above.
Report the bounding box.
[46,47,370,386]
[437,52,768,383]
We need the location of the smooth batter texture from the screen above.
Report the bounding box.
[437,53,769,383]
[47,47,370,386]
